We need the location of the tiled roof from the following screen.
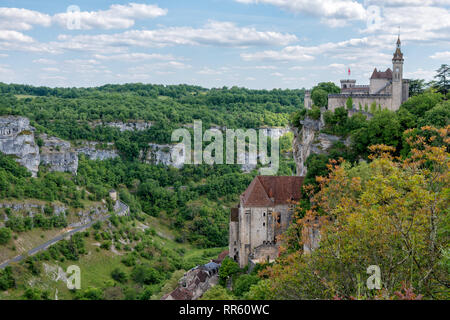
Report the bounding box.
[169,287,193,300]
[370,68,393,79]
[241,176,304,207]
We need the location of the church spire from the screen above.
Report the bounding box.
[393,31,403,62]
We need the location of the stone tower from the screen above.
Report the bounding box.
[392,35,404,110]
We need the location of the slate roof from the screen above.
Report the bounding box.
[241,176,304,207]
[370,68,393,80]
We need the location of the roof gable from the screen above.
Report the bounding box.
[241,176,304,207]
[371,68,393,79]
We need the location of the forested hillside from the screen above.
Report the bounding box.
[0,83,300,300]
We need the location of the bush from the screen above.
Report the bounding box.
[233,274,261,297]
[111,268,128,284]
[0,227,12,245]
[307,106,321,120]
[0,267,15,291]
[218,257,240,285]
[131,264,162,285]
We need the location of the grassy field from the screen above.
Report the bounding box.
[0,213,226,300]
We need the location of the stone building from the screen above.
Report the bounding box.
[229,176,304,268]
[304,36,409,112]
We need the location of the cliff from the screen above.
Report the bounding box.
[0,116,40,177]
[144,143,186,169]
[292,117,350,176]
[39,134,78,175]
[75,141,119,161]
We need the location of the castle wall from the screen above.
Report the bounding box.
[229,219,239,261]
[249,244,279,265]
[234,203,294,268]
[328,95,394,111]
[370,78,389,94]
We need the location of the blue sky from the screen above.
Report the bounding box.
[0,0,449,89]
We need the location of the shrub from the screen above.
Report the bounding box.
[0,227,12,245]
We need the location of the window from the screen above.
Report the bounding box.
[263,222,266,227]
[263,212,266,217]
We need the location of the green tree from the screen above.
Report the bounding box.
[218,257,240,285]
[200,285,235,300]
[311,89,328,108]
[0,227,12,245]
[433,64,449,95]
[233,274,260,297]
[111,268,128,284]
[409,79,427,97]
[346,97,353,110]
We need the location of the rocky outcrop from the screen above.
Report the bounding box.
[75,141,119,161]
[0,116,40,177]
[292,117,350,176]
[144,143,186,169]
[39,134,78,175]
[259,127,291,139]
[93,121,153,132]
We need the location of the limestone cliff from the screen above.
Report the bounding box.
[39,134,78,175]
[292,117,350,176]
[144,143,186,169]
[92,121,153,132]
[0,116,40,177]
[75,141,119,161]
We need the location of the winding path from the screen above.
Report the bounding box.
[0,201,129,269]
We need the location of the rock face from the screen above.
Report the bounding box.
[292,117,350,176]
[259,127,291,139]
[39,134,78,175]
[75,141,119,160]
[144,143,186,169]
[102,121,153,132]
[0,116,40,177]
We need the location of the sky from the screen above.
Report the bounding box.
[0,0,449,89]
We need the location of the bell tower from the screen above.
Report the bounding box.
[392,34,404,110]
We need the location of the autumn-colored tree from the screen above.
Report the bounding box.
[258,126,449,300]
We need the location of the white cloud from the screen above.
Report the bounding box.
[93,53,177,62]
[53,3,167,30]
[197,67,224,75]
[236,0,366,26]
[54,21,297,52]
[0,7,51,30]
[361,6,450,43]
[0,30,34,43]
[270,72,284,77]
[32,58,56,64]
[405,68,435,80]
[430,51,450,60]
[41,67,59,72]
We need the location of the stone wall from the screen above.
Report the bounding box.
[328,94,394,112]
[234,203,293,268]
